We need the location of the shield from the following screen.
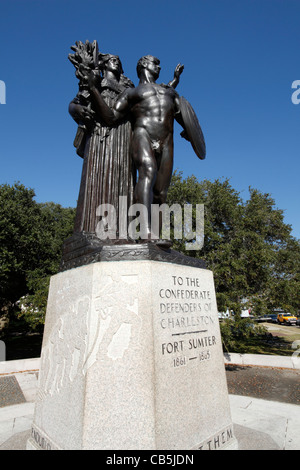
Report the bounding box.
[179,96,206,160]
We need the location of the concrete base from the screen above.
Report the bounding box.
[27,259,237,450]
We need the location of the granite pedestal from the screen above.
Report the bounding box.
[27,246,237,450]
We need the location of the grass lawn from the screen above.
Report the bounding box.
[224,322,300,356]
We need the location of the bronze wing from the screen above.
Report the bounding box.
[179,96,206,160]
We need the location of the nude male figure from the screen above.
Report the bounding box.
[89,55,187,240]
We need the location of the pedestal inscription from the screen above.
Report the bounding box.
[157,275,216,368]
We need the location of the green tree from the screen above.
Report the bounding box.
[167,172,246,313]
[19,202,76,329]
[167,172,300,316]
[0,183,75,329]
[0,183,43,307]
[242,188,299,315]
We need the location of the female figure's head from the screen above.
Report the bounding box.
[99,54,123,80]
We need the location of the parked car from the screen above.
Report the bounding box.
[218,311,230,320]
[277,313,297,325]
[268,314,278,323]
[256,315,270,322]
[255,314,276,323]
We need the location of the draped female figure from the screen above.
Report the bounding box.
[69,42,135,239]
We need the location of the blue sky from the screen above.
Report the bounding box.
[0,0,299,238]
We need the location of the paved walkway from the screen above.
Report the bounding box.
[0,402,34,450]
[0,356,299,450]
[1,395,299,450]
[229,395,300,450]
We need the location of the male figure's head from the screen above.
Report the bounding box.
[136,55,161,80]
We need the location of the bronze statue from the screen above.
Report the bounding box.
[68,41,205,246]
[68,41,135,237]
[88,54,205,241]
[61,41,206,270]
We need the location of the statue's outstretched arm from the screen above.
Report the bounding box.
[168,63,184,89]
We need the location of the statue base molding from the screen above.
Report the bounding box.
[60,233,206,271]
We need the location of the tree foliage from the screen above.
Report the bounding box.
[167,171,300,316]
[0,183,75,329]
